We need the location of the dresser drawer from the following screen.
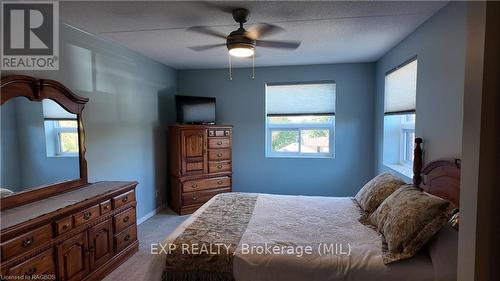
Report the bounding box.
[208,129,231,137]
[208,138,230,149]
[1,224,52,261]
[113,207,136,234]
[73,205,100,227]
[5,248,55,277]
[115,225,137,253]
[208,149,231,161]
[208,161,231,173]
[183,177,231,193]
[112,190,135,209]
[182,188,231,206]
[54,217,73,236]
[100,200,112,215]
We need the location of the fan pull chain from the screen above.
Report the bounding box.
[228,54,233,81]
[252,51,255,79]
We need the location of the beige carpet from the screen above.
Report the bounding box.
[103,209,188,281]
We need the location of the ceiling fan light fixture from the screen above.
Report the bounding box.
[228,44,255,58]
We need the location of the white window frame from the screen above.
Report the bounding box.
[53,120,78,157]
[399,114,415,167]
[265,116,335,158]
[265,81,336,158]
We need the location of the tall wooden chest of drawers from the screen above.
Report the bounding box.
[168,125,233,215]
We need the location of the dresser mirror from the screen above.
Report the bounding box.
[0,75,89,210]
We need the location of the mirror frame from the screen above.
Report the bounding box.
[1,75,89,210]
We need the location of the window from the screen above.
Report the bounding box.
[44,120,79,156]
[400,114,415,166]
[42,100,79,157]
[55,120,79,155]
[383,59,417,177]
[265,82,335,158]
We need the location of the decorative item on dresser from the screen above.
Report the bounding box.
[168,124,233,215]
[0,75,139,281]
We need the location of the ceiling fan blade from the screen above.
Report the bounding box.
[189,43,226,51]
[256,40,301,49]
[247,23,284,40]
[186,26,227,39]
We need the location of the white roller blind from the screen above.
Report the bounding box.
[266,82,336,116]
[42,99,76,119]
[384,59,417,114]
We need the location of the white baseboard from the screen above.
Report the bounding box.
[137,204,166,225]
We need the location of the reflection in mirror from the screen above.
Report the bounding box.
[1,98,80,197]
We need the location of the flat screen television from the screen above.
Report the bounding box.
[175,95,216,125]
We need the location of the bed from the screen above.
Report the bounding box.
[149,138,460,281]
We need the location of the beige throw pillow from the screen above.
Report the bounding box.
[369,185,451,264]
[354,173,405,214]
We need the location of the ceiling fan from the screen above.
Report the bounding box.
[187,7,301,58]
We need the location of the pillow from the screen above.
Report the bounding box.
[354,173,405,214]
[426,225,458,281]
[369,185,451,264]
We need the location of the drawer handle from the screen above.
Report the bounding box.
[192,196,197,201]
[225,130,230,136]
[122,196,128,203]
[217,164,222,169]
[191,183,198,188]
[217,180,223,185]
[217,141,223,145]
[22,237,34,248]
[124,234,131,242]
[83,212,92,220]
[24,267,37,277]
[217,153,223,157]
[62,223,70,230]
[123,216,130,223]
[104,205,110,210]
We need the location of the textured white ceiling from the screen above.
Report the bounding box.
[61,1,447,69]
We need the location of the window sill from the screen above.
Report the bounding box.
[47,154,79,158]
[266,154,334,159]
[385,163,413,179]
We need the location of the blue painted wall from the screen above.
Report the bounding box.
[178,63,375,197]
[0,100,22,190]
[374,2,467,180]
[4,23,178,220]
[1,98,79,190]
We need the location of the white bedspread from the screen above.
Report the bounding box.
[149,193,434,281]
[234,194,433,281]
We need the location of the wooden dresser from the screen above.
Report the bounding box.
[0,76,139,281]
[168,125,233,215]
[0,181,138,280]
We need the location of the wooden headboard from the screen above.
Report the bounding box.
[412,138,461,208]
